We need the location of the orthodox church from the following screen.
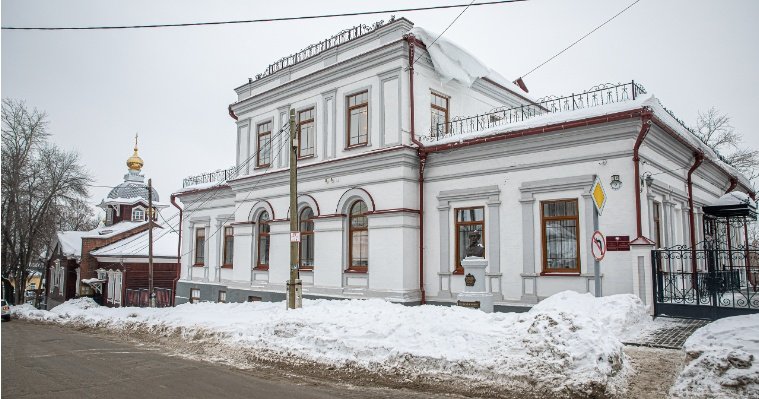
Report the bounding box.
[46,139,179,309]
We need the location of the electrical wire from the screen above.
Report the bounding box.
[520,0,641,79]
[2,1,529,31]
[411,0,476,66]
[96,122,291,254]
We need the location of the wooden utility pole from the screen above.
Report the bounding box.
[287,109,302,309]
[148,178,155,307]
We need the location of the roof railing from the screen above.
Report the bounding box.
[424,81,647,141]
[182,166,237,188]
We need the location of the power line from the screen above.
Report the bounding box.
[520,0,641,79]
[412,0,476,66]
[2,1,529,31]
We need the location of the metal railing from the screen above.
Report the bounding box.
[253,17,395,81]
[425,81,647,141]
[183,166,237,188]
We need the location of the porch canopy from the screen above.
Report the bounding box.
[703,192,757,220]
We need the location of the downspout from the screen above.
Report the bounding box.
[405,33,426,304]
[228,104,238,121]
[725,176,738,194]
[170,194,183,306]
[632,110,653,238]
[687,151,705,276]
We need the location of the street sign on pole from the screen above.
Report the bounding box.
[592,230,606,261]
[591,177,607,216]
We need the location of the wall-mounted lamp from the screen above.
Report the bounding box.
[639,172,654,192]
[610,174,622,190]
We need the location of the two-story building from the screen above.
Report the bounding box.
[172,17,755,312]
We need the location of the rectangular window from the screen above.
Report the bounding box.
[431,92,449,137]
[541,199,580,273]
[346,91,369,147]
[297,108,315,158]
[652,202,662,247]
[190,288,200,304]
[218,291,227,303]
[194,228,205,266]
[222,226,234,267]
[247,295,261,302]
[454,207,485,274]
[256,121,272,167]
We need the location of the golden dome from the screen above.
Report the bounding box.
[126,134,144,171]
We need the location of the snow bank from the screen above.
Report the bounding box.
[671,314,759,398]
[14,292,651,397]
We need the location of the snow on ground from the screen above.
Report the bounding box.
[13,291,650,397]
[671,314,759,398]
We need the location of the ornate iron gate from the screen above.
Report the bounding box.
[651,214,758,319]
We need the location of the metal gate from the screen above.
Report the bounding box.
[652,240,758,320]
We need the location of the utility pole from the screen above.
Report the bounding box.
[148,178,156,307]
[287,109,302,309]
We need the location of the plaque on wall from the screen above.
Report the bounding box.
[457,300,480,309]
[464,273,476,287]
[606,236,631,251]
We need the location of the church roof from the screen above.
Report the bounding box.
[107,180,159,202]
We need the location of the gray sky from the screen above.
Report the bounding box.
[3,0,758,218]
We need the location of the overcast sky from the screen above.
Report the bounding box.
[3,0,758,220]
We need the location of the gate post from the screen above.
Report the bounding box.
[630,238,656,316]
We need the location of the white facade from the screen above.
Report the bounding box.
[174,18,754,308]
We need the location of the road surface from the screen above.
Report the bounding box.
[2,320,458,399]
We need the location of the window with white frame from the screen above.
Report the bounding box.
[218,290,227,303]
[190,288,201,304]
[132,207,145,222]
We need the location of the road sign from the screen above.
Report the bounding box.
[591,230,606,261]
[290,232,301,242]
[591,178,607,215]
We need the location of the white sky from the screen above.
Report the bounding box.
[3,0,758,220]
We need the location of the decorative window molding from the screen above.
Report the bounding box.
[297,107,316,159]
[256,120,273,168]
[222,226,234,268]
[131,206,145,222]
[190,288,200,304]
[194,228,206,266]
[347,200,369,272]
[299,207,315,270]
[453,206,485,274]
[256,210,271,270]
[540,199,581,274]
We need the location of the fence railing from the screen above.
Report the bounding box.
[125,288,173,308]
[424,81,647,142]
[182,166,237,188]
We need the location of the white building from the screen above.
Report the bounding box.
[172,18,755,310]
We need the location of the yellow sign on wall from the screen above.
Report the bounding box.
[592,178,607,215]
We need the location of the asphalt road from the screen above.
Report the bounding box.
[2,320,455,399]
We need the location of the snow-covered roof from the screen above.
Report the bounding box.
[174,181,230,195]
[711,191,752,207]
[91,227,178,259]
[82,221,148,239]
[424,93,752,189]
[56,231,89,258]
[409,27,537,102]
[99,197,168,209]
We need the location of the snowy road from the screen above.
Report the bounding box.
[1,321,461,399]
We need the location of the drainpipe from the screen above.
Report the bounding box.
[632,111,653,238]
[170,194,183,306]
[405,33,426,304]
[725,177,738,194]
[687,151,705,275]
[228,105,238,121]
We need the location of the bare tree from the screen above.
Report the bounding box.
[1,99,93,304]
[696,107,759,183]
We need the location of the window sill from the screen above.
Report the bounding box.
[254,164,270,170]
[297,155,315,161]
[344,268,367,274]
[221,265,233,269]
[299,267,314,272]
[193,264,205,267]
[344,143,368,151]
[540,271,581,276]
[253,266,269,271]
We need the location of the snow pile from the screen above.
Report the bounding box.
[409,27,534,100]
[671,314,759,398]
[14,291,651,397]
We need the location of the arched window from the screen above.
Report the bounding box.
[299,207,315,270]
[348,201,368,272]
[256,211,270,270]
